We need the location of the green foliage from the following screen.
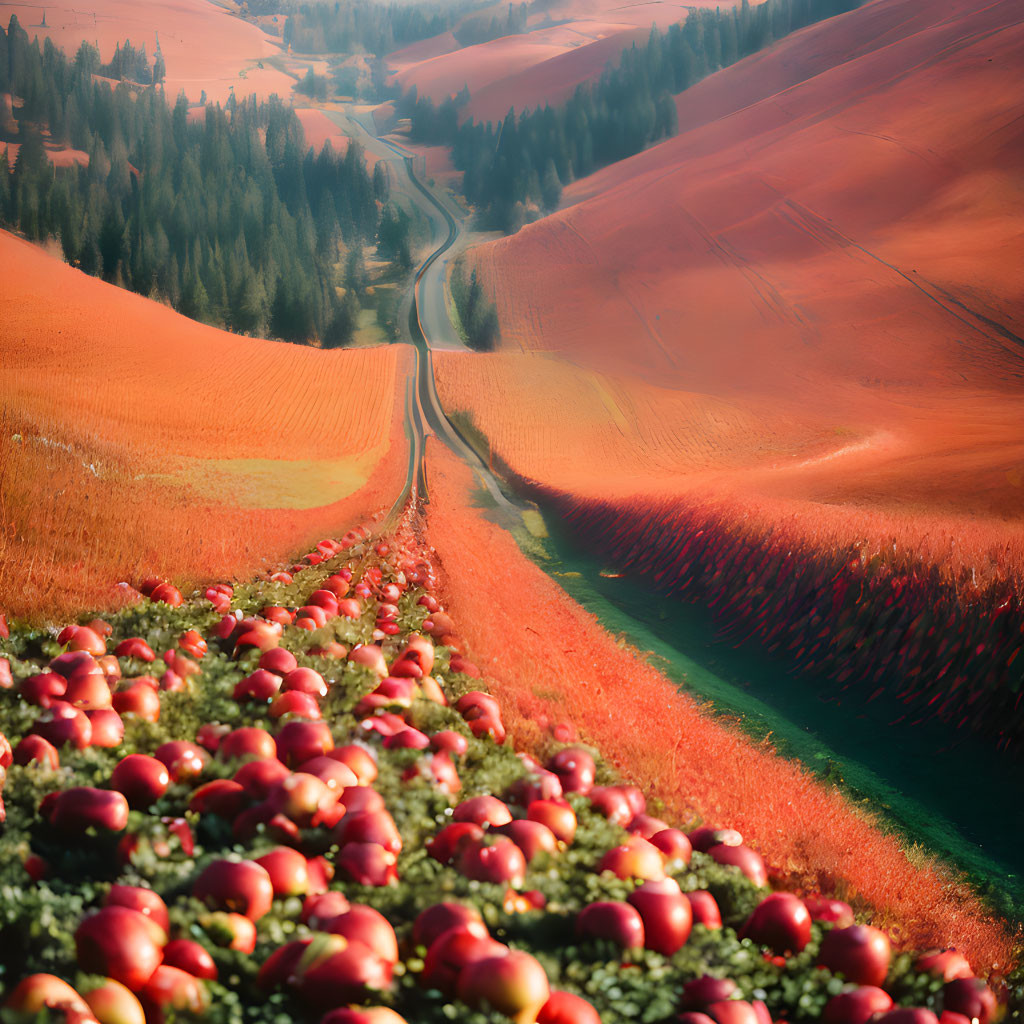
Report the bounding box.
[0,19,389,345]
[402,0,865,232]
[450,260,499,351]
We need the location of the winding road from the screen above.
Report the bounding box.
[341,108,524,522]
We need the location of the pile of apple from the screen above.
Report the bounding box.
[0,524,1005,1023]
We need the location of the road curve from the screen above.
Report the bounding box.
[345,109,525,522]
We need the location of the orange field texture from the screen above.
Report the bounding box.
[0,231,408,621]
[420,439,1017,974]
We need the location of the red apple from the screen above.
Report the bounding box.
[193,858,274,921]
[494,819,559,862]
[189,779,247,818]
[537,990,602,1024]
[680,976,738,1010]
[650,828,693,863]
[255,847,310,897]
[75,906,163,991]
[741,892,812,955]
[588,786,633,826]
[320,1009,407,1024]
[876,1011,939,1024]
[686,890,723,929]
[234,758,291,799]
[628,877,693,955]
[323,905,399,965]
[201,911,257,953]
[34,700,92,748]
[5,974,93,1017]
[453,794,513,827]
[336,842,399,886]
[413,903,487,951]
[51,788,129,832]
[105,884,169,934]
[335,809,402,854]
[110,753,170,812]
[457,950,550,1024]
[297,940,393,1009]
[338,785,386,817]
[427,822,485,865]
[689,826,743,852]
[85,708,123,747]
[330,744,378,785]
[576,901,645,950]
[458,837,527,885]
[548,748,595,794]
[916,950,973,982]
[233,669,283,702]
[260,647,298,675]
[21,671,67,707]
[270,690,321,719]
[527,800,577,844]
[283,667,328,698]
[421,926,508,996]
[299,756,359,792]
[598,836,665,881]
[708,844,767,887]
[804,896,855,928]
[162,939,218,980]
[823,986,894,1024]
[269,772,335,826]
[942,978,997,1024]
[276,720,333,767]
[112,683,161,723]
[220,727,278,763]
[14,734,60,769]
[818,925,891,987]
[154,741,207,782]
[82,977,145,1024]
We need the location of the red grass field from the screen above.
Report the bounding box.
[0,0,291,104]
[421,438,1018,973]
[385,0,747,122]
[0,230,408,621]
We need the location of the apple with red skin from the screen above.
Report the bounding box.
[299,756,359,792]
[150,582,182,606]
[270,690,322,719]
[335,809,402,854]
[268,772,336,827]
[876,1011,939,1024]
[690,826,743,852]
[458,837,527,885]
[538,990,602,1024]
[453,794,513,827]
[916,950,973,982]
[233,669,282,702]
[221,727,278,763]
[303,891,351,930]
[427,822,485,864]
[260,647,298,675]
[457,950,550,1024]
[508,770,563,806]
[576,901,645,950]
[527,800,577,844]
[629,813,670,838]
[64,671,112,711]
[51,787,129,832]
[818,925,892,987]
[283,667,328,698]
[741,892,812,955]
[337,842,399,886]
[413,903,487,950]
[823,986,894,1024]
[323,905,399,965]
[142,965,209,1019]
[189,779,247,818]
[804,896,855,928]
[338,785,386,816]
[708,843,767,887]
[193,859,274,921]
[255,847,310,897]
[154,741,207,782]
[494,819,559,862]
[201,911,257,953]
[276,720,334,767]
[321,1009,407,1024]
[430,731,469,757]
[680,976,738,1010]
[686,890,724,929]
[82,978,145,1024]
[421,926,508,996]
[112,683,161,722]
[21,671,67,707]
[707,1001,771,1024]
[234,758,291,799]
[329,746,380,786]
[115,638,156,661]
[5,974,94,1017]
[627,877,693,955]
[598,836,666,881]
[14,734,60,769]
[588,786,634,826]
[942,978,997,1024]
[105,884,169,934]
[162,939,218,980]
[348,644,388,676]
[34,700,92,748]
[384,727,430,750]
[297,940,394,1009]
[75,907,163,991]
[86,708,124,747]
[650,828,693,863]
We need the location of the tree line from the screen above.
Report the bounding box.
[282,0,478,57]
[450,260,498,351]
[0,15,413,346]
[400,0,863,232]
[454,3,528,48]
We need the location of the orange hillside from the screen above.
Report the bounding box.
[0,0,292,104]
[0,231,408,620]
[455,0,1024,559]
[386,0,748,123]
[421,439,1017,973]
